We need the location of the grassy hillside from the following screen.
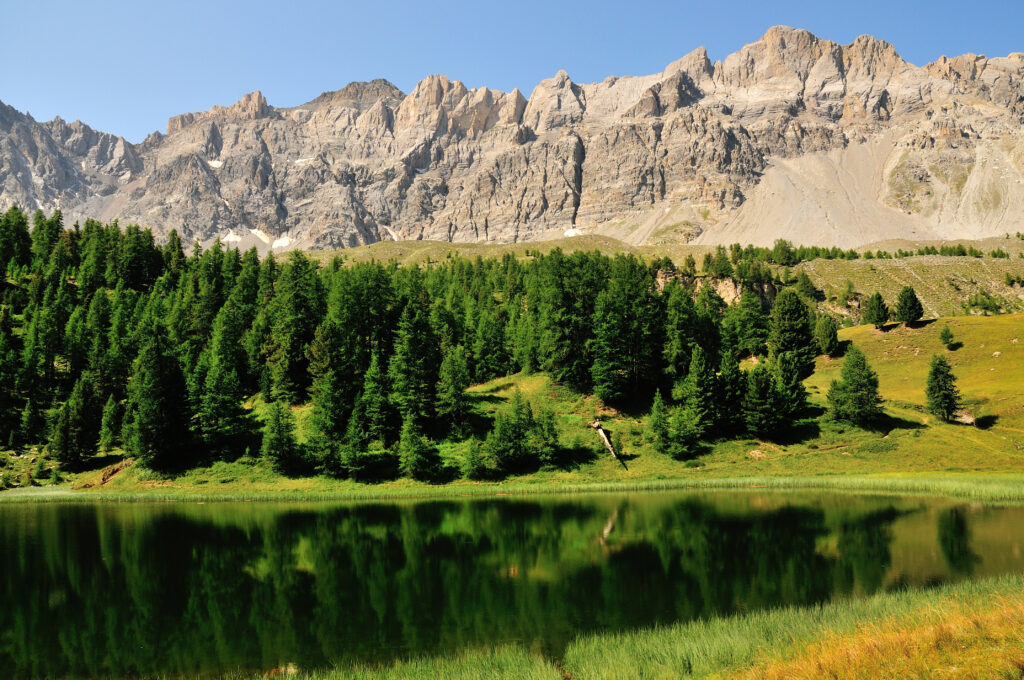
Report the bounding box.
[4,313,1019,501]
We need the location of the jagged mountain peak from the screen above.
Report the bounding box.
[1,28,1022,251]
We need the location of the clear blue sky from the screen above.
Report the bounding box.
[4,0,1022,142]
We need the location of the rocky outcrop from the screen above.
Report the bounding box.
[1,26,1023,250]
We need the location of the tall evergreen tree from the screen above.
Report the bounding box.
[926,355,962,422]
[715,353,747,434]
[647,390,670,450]
[894,286,924,326]
[265,252,324,402]
[397,419,437,481]
[388,297,440,427]
[814,314,840,356]
[48,373,101,469]
[743,363,786,438]
[261,400,302,473]
[672,346,716,438]
[435,344,471,438]
[121,322,190,469]
[826,345,882,425]
[590,255,664,404]
[772,351,808,419]
[199,298,246,451]
[722,290,769,358]
[767,288,816,378]
[862,292,889,329]
[348,353,396,448]
[98,394,122,452]
[307,319,362,453]
[662,280,699,383]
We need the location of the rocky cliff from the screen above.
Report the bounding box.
[2,27,1023,250]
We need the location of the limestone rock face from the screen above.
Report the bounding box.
[1,26,1023,250]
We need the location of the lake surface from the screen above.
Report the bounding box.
[2,491,1024,678]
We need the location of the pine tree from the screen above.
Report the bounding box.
[672,346,716,438]
[862,292,889,329]
[307,319,361,454]
[894,286,924,326]
[389,298,440,427]
[662,280,698,382]
[436,344,471,438]
[926,355,962,422]
[826,345,882,425]
[261,400,302,473]
[772,351,808,419]
[397,419,437,481]
[722,290,769,358]
[348,353,396,448]
[265,252,324,403]
[98,394,121,451]
[48,373,101,469]
[199,298,246,451]
[939,324,955,349]
[715,353,747,434]
[647,390,670,449]
[122,322,190,469]
[589,255,664,404]
[666,404,702,460]
[743,364,786,437]
[767,288,816,378]
[814,315,840,356]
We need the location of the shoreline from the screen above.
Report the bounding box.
[4,472,1024,505]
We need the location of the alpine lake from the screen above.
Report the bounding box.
[3,489,1023,678]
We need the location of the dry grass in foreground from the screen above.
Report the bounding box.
[731,597,1024,680]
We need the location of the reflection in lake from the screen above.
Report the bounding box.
[1,491,1023,678]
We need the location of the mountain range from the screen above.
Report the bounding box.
[1,26,1022,251]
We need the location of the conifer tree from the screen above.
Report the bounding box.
[397,419,437,481]
[926,355,962,422]
[647,390,670,449]
[389,298,439,427]
[348,353,396,448]
[122,322,190,469]
[436,344,471,438]
[772,351,808,419]
[672,346,716,438]
[939,324,955,349]
[307,319,361,453]
[662,280,698,382]
[743,363,786,437]
[98,394,121,452]
[814,315,840,356]
[826,345,882,425]
[894,286,924,326]
[722,290,769,358]
[666,404,702,460]
[199,298,246,450]
[862,292,889,329]
[265,252,323,402]
[767,288,816,378]
[261,400,302,473]
[715,353,747,434]
[48,373,101,469]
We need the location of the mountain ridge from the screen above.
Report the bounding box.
[1,26,1022,250]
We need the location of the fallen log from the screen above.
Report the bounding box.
[590,419,627,469]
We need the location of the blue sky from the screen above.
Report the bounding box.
[3,0,1021,142]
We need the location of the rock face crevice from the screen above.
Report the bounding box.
[2,26,1024,249]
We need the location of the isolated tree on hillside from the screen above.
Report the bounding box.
[926,355,962,422]
[862,292,889,329]
[939,324,955,349]
[895,286,924,326]
[826,345,882,425]
[647,390,670,449]
[772,351,808,419]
